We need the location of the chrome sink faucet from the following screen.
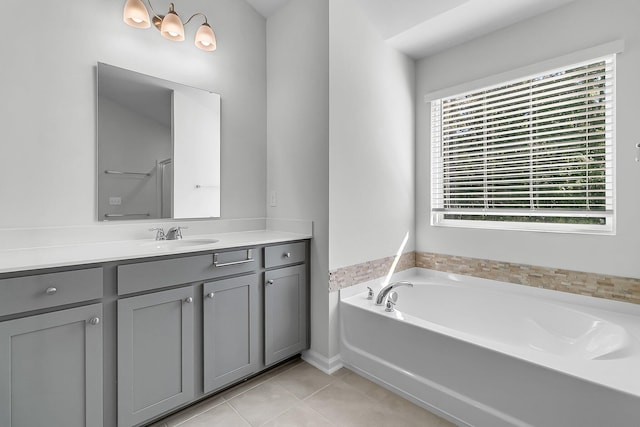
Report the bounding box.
[166,226,187,240]
[149,227,166,240]
[375,281,413,305]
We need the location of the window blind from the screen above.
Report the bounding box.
[431,56,615,231]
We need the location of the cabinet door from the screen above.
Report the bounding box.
[203,274,259,393]
[0,304,103,427]
[264,264,308,366]
[117,287,194,427]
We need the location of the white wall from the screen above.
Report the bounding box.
[266,0,331,361]
[0,0,266,228]
[267,0,415,364]
[172,90,221,219]
[329,0,416,271]
[416,0,640,278]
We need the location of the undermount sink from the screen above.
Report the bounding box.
[142,238,219,250]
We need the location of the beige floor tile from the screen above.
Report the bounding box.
[274,362,335,399]
[261,402,335,427]
[177,403,251,427]
[148,361,455,427]
[329,367,351,380]
[338,372,394,402]
[220,375,269,401]
[162,395,226,427]
[304,380,392,427]
[228,381,300,426]
[378,392,457,427]
[222,358,303,401]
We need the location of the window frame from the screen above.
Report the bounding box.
[429,54,617,235]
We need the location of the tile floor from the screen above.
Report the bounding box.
[148,358,456,427]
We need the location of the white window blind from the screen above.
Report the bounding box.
[431,56,615,233]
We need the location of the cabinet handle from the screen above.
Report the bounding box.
[88,317,100,326]
[184,297,193,304]
[206,292,215,299]
[266,280,274,286]
[213,249,254,267]
[284,252,291,258]
[45,287,58,295]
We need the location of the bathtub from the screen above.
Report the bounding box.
[340,268,640,427]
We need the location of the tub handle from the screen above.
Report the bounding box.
[366,287,374,300]
[385,291,398,312]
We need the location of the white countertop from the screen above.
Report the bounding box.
[0,230,311,274]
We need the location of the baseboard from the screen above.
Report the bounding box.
[301,350,343,375]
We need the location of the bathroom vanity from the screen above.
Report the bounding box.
[0,233,310,427]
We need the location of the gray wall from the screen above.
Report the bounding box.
[416,0,640,279]
[0,0,266,227]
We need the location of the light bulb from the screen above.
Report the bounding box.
[123,0,150,29]
[195,23,216,51]
[160,5,185,41]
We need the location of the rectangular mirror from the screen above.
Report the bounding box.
[97,62,220,221]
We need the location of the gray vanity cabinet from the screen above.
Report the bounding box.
[264,263,308,366]
[0,303,103,427]
[117,286,195,427]
[203,274,259,393]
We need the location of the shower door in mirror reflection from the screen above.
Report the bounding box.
[97,62,220,221]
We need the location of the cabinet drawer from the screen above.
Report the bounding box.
[0,268,103,317]
[264,242,306,269]
[118,248,258,295]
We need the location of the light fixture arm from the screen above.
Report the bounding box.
[144,0,163,21]
[146,0,208,26]
[183,12,209,26]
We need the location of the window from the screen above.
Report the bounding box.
[430,56,615,233]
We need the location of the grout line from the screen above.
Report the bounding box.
[301,381,336,402]
[226,401,254,427]
[255,400,302,427]
[182,404,224,426]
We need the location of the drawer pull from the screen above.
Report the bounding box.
[184,297,193,304]
[45,287,58,295]
[88,317,100,326]
[206,292,215,299]
[284,252,291,258]
[266,280,274,286]
[213,249,254,267]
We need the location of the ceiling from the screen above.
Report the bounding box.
[245,0,576,59]
[245,0,291,18]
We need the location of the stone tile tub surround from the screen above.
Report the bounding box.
[331,251,640,305]
[329,252,415,292]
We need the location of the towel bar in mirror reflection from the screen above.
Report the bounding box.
[104,213,151,218]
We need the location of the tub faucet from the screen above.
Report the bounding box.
[375,281,413,305]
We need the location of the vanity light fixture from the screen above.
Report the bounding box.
[123,0,217,51]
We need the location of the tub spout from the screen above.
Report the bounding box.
[375,281,413,305]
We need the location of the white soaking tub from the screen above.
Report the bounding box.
[339,268,640,427]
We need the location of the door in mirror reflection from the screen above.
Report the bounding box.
[97,62,220,221]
